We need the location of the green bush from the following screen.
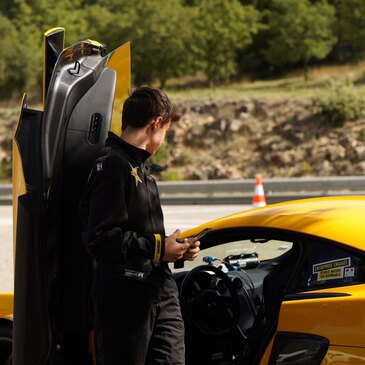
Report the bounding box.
[150,142,172,166]
[317,83,365,127]
[162,168,181,181]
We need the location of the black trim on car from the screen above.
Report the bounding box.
[284,292,351,301]
[269,332,329,365]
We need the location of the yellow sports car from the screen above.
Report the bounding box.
[1,29,365,365]
[177,196,365,364]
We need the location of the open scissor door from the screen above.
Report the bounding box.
[12,29,130,365]
[13,93,50,365]
[12,28,65,365]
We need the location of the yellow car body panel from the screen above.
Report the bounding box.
[277,284,365,348]
[104,42,131,135]
[43,27,65,37]
[259,337,274,365]
[259,341,365,364]
[323,346,365,364]
[180,196,365,249]
[0,293,14,321]
[258,284,365,364]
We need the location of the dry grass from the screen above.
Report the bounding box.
[168,62,365,101]
[308,60,365,79]
[4,62,365,105]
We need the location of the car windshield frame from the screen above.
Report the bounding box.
[173,227,365,293]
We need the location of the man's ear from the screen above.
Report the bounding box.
[150,116,164,131]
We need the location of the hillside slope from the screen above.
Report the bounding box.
[162,97,365,179]
[1,97,365,181]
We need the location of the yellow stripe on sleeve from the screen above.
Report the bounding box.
[153,234,162,262]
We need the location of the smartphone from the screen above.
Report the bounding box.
[174,228,212,269]
[176,228,212,243]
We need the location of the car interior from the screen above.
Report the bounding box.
[173,230,300,365]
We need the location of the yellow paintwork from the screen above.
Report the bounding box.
[259,337,274,365]
[260,341,365,364]
[254,284,365,363]
[104,42,131,135]
[0,293,14,321]
[44,27,65,37]
[12,94,27,264]
[87,39,104,48]
[278,284,365,348]
[322,346,365,364]
[180,196,365,250]
[260,283,365,363]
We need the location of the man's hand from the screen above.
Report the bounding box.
[183,237,200,261]
[163,229,190,262]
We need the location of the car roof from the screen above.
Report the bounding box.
[182,196,365,250]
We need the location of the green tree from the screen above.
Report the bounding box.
[332,0,365,61]
[0,1,17,17]
[1,0,92,97]
[0,14,27,98]
[192,0,262,86]
[83,4,116,46]
[0,0,42,98]
[96,0,194,87]
[265,0,337,80]
[20,0,89,45]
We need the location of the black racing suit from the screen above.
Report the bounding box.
[80,132,185,365]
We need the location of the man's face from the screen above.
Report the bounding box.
[147,118,171,155]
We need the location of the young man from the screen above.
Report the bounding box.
[80,87,200,364]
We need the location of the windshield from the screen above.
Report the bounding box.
[171,238,293,272]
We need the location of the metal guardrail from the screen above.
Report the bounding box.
[157,176,365,205]
[2,177,365,205]
[0,184,11,205]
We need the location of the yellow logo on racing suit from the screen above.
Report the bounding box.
[130,164,142,187]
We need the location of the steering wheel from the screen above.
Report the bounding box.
[180,265,240,336]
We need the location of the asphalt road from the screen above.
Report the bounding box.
[0,204,250,293]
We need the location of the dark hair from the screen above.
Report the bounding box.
[121,87,180,131]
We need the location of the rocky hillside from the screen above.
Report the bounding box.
[163,97,365,179]
[1,97,365,181]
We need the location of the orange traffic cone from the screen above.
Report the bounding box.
[252,175,266,208]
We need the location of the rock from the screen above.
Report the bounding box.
[227,119,242,133]
[206,129,222,140]
[320,160,335,175]
[335,160,355,175]
[355,161,365,173]
[211,119,228,132]
[355,145,365,159]
[253,100,270,119]
[238,112,250,120]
